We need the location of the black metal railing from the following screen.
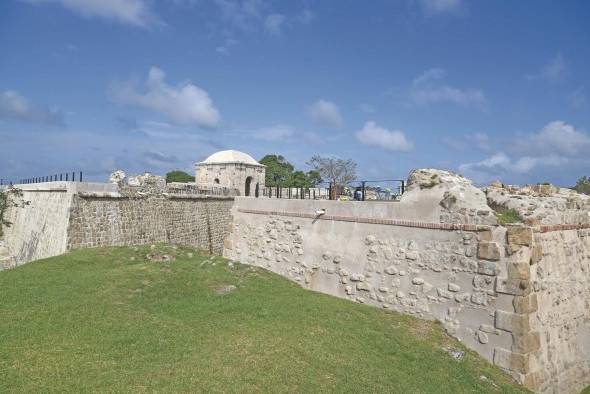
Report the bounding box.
[258,179,405,201]
[1,171,84,186]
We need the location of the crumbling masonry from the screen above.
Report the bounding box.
[1,169,589,393]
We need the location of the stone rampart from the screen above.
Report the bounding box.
[1,182,234,267]
[2,169,589,393]
[224,188,590,393]
[67,193,233,254]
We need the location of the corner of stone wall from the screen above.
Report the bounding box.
[222,216,235,259]
[491,224,545,391]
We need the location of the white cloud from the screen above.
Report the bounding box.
[0,90,64,126]
[515,120,590,157]
[526,53,567,82]
[459,121,589,183]
[111,67,221,128]
[264,13,286,35]
[420,0,462,15]
[355,121,413,152]
[22,0,159,27]
[307,99,344,128]
[411,68,486,107]
[213,1,312,36]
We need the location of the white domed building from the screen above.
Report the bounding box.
[195,150,265,196]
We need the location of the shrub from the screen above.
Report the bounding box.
[497,208,523,225]
[166,170,195,183]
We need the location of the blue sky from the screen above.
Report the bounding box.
[1,0,589,186]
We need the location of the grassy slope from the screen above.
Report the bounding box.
[0,246,529,393]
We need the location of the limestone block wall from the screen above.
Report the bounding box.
[527,228,590,393]
[224,199,515,367]
[66,194,233,254]
[1,182,234,266]
[223,197,590,394]
[2,183,73,264]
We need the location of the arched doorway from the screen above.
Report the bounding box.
[245,176,252,196]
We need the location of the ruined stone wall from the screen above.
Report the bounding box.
[526,228,590,393]
[224,197,590,394]
[2,183,73,265]
[224,198,517,366]
[67,194,233,254]
[1,182,234,266]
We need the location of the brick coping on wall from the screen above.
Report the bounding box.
[74,192,235,201]
[237,208,590,234]
[237,208,492,232]
[538,223,590,233]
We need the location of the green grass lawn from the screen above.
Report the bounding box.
[0,245,530,393]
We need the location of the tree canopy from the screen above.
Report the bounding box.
[259,155,322,188]
[165,170,195,183]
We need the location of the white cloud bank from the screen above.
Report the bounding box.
[411,68,486,107]
[22,0,159,27]
[307,99,344,129]
[112,67,221,129]
[0,90,64,126]
[459,121,590,183]
[356,121,413,152]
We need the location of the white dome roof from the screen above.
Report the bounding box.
[199,150,263,166]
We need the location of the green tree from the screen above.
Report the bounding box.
[305,170,322,187]
[259,155,294,186]
[166,170,195,183]
[574,176,590,195]
[287,171,309,187]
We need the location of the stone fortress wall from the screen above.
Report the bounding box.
[223,170,590,394]
[1,167,589,393]
[1,178,234,268]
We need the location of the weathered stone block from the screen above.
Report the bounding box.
[478,241,501,261]
[495,310,531,333]
[506,226,534,254]
[513,294,538,314]
[493,348,530,373]
[224,239,233,250]
[512,332,541,353]
[522,370,546,391]
[530,244,543,264]
[478,260,499,276]
[495,277,531,296]
[507,262,530,280]
[478,229,493,242]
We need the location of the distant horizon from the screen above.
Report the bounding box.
[1,0,589,186]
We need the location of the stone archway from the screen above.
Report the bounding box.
[245,176,253,196]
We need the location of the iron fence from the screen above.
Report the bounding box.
[258,179,405,201]
[0,171,84,186]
